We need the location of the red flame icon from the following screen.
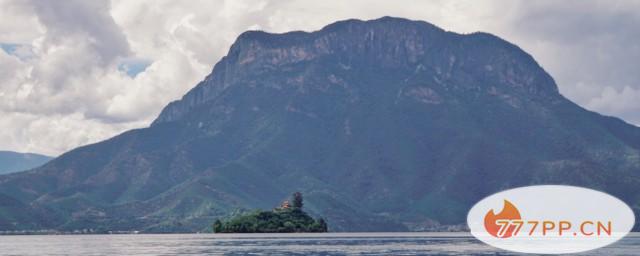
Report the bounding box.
[484,200,522,238]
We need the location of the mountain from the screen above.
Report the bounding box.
[1,17,639,232]
[0,151,51,175]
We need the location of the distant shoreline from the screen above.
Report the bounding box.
[0,230,471,236]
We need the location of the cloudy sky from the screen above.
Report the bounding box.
[0,0,638,156]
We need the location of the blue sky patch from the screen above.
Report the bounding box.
[0,43,19,55]
[118,58,152,78]
[0,43,35,60]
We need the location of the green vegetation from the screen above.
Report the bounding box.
[213,192,328,233]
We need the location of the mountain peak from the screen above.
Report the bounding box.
[319,16,442,32]
[154,17,558,125]
[232,16,445,52]
[234,16,442,43]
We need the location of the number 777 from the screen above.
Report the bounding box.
[495,220,539,237]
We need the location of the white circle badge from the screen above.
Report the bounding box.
[467,185,635,254]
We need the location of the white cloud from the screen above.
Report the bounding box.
[0,110,145,156]
[0,0,42,43]
[587,86,640,125]
[28,0,131,64]
[0,0,638,156]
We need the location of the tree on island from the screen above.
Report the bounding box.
[291,191,303,209]
[213,219,223,233]
[318,218,327,231]
[212,192,328,233]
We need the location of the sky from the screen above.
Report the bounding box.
[0,0,638,156]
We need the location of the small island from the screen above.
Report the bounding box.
[213,192,328,233]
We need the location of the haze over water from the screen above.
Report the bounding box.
[0,233,638,255]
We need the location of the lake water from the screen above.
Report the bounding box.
[0,233,638,255]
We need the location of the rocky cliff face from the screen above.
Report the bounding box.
[1,17,639,232]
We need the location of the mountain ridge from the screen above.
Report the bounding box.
[0,16,639,232]
[0,151,51,175]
